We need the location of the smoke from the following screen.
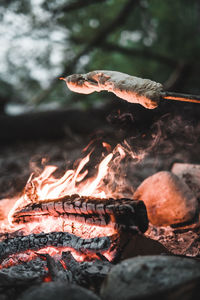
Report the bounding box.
[150,113,199,156]
[104,108,200,191]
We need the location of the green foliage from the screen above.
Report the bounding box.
[0,0,200,109]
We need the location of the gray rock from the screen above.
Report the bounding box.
[18,282,100,300]
[101,255,200,300]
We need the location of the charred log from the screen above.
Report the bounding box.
[0,232,113,261]
[13,195,148,234]
[61,251,112,291]
[37,253,71,283]
[0,251,112,297]
[0,250,112,298]
[0,257,47,288]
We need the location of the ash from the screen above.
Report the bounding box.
[145,224,200,257]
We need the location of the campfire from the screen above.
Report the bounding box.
[1,70,200,299]
[0,141,149,283]
[1,135,200,298]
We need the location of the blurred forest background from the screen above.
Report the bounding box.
[1,0,200,113]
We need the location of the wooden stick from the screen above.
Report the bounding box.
[161,91,200,104]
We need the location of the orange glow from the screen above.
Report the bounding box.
[0,243,116,270]
[0,141,143,269]
[43,275,52,282]
[19,215,117,238]
[102,142,112,152]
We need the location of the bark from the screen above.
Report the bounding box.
[13,195,149,234]
[62,251,112,291]
[0,232,111,260]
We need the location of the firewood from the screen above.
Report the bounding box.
[0,232,112,261]
[62,251,112,291]
[0,257,47,287]
[13,195,148,234]
[37,253,70,282]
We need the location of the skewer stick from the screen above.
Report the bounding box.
[161,91,200,104]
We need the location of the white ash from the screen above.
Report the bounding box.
[65,70,163,109]
[145,223,200,257]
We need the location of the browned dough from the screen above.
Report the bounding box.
[65,70,163,109]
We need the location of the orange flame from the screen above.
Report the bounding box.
[7,149,113,225]
[5,141,144,230]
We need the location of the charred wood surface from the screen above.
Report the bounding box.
[0,232,112,261]
[0,258,47,287]
[62,251,112,291]
[13,194,148,233]
[37,253,71,282]
[0,252,112,298]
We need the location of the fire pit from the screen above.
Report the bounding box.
[0,140,151,298]
[1,136,200,299]
[1,71,200,299]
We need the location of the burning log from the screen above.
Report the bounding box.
[12,195,148,234]
[0,257,103,299]
[0,251,111,297]
[0,195,148,268]
[0,258,47,288]
[62,251,112,291]
[0,232,113,262]
[61,70,200,109]
[37,253,70,283]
